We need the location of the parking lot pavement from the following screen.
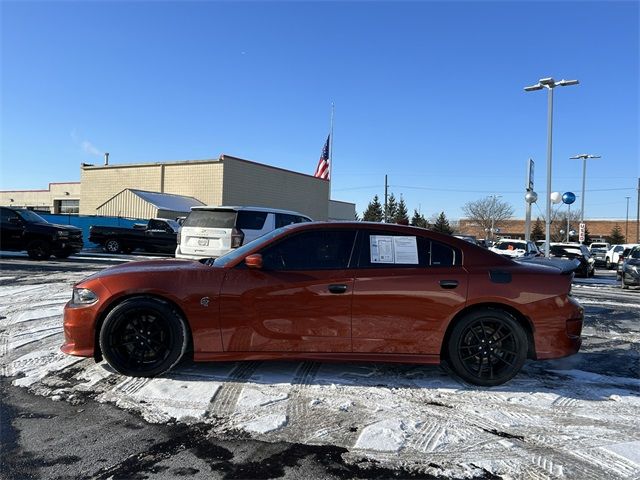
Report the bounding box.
[1,258,639,479]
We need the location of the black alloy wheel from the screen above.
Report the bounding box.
[99,297,188,377]
[447,308,527,386]
[26,240,52,260]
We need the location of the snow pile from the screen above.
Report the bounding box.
[2,274,640,478]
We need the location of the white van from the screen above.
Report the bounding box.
[175,206,312,260]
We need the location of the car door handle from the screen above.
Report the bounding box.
[328,284,348,294]
[439,280,459,289]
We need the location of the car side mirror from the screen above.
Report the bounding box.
[245,254,263,269]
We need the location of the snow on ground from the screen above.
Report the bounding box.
[1,270,639,479]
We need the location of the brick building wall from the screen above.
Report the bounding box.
[458,218,638,243]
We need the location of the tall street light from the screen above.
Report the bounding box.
[626,195,631,241]
[569,153,601,225]
[524,77,579,257]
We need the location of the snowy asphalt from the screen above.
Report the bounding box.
[0,252,638,479]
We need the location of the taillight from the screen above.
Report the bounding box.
[231,228,244,248]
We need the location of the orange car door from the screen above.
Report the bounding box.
[219,229,357,352]
[351,232,468,355]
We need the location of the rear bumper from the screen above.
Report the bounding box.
[175,245,229,260]
[533,296,584,360]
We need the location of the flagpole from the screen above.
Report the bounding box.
[329,102,334,201]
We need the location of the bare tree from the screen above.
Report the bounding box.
[462,196,514,237]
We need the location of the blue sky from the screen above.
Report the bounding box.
[1,1,638,221]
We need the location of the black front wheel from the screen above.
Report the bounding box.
[99,297,189,377]
[447,308,527,386]
[27,240,52,260]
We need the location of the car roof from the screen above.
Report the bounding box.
[190,205,310,216]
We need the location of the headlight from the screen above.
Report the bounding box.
[57,230,69,237]
[71,288,98,305]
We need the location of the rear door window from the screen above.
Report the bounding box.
[357,231,460,268]
[236,211,268,230]
[184,210,237,228]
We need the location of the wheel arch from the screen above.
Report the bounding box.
[93,293,193,363]
[440,302,536,360]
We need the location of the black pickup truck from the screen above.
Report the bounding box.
[89,218,180,254]
[0,207,84,260]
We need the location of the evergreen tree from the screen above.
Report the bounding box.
[385,193,398,222]
[411,209,428,228]
[531,218,544,241]
[362,195,383,222]
[432,212,453,235]
[610,224,625,244]
[394,197,409,224]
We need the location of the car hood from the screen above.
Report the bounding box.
[32,222,82,232]
[81,258,214,282]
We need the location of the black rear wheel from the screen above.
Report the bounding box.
[99,297,188,377]
[447,308,527,386]
[104,238,122,254]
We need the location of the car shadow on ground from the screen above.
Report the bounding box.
[90,345,640,403]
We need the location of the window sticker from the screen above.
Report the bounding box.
[370,235,395,263]
[393,236,419,264]
[370,235,418,264]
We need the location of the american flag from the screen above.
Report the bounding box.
[314,135,330,180]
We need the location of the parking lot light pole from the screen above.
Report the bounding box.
[569,153,601,224]
[524,77,579,257]
[626,196,630,241]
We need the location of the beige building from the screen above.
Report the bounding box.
[2,154,355,221]
[0,182,81,213]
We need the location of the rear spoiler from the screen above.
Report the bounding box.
[517,257,580,274]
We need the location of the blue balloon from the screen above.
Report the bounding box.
[562,192,576,204]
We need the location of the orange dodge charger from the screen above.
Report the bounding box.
[62,222,583,386]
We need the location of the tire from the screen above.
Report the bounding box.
[104,238,122,254]
[27,240,52,260]
[446,308,527,387]
[54,250,73,259]
[99,297,189,377]
[588,268,595,278]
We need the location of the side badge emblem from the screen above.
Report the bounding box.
[200,297,210,307]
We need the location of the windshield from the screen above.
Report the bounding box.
[184,210,237,228]
[213,226,291,267]
[164,219,181,233]
[495,241,526,250]
[630,248,640,259]
[16,210,48,223]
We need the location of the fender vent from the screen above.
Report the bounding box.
[489,270,512,284]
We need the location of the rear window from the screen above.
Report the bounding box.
[495,241,526,250]
[184,210,236,228]
[236,211,268,230]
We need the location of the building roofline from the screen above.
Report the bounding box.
[0,181,80,193]
[220,155,328,182]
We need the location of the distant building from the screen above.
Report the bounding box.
[1,154,356,221]
[458,218,635,242]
